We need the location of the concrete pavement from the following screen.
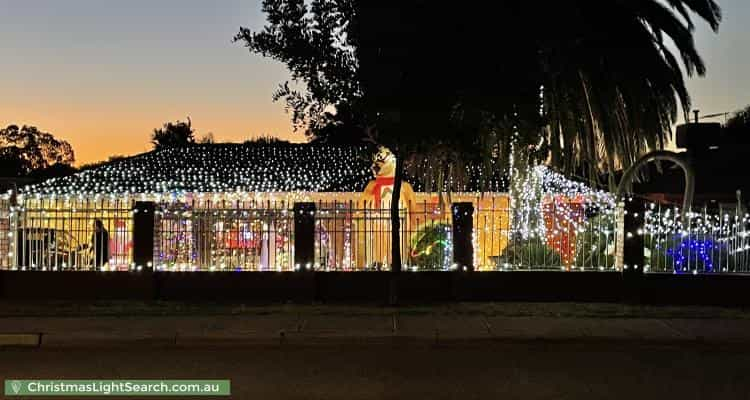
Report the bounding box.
[2,313,750,347]
[4,306,749,399]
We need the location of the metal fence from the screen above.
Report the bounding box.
[0,198,11,270]
[312,194,620,272]
[9,194,750,275]
[4,197,134,271]
[643,202,750,274]
[0,193,621,272]
[313,199,452,271]
[472,194,620,271]
[155,200,294,271]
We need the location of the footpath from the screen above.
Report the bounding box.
[0,302,749,347]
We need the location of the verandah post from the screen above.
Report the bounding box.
[132,201,155,271]
[294,202,316,272]
[452,202,475,271]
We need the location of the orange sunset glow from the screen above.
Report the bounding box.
[2,0,749,165]
[0,0,305,165]
[1,100,302,165]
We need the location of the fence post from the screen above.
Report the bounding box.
[133,201,155,271]
[623,197,645,272]
[614,201,626,271]
[294,202,316,272]
[8,189,18,271]
[622,197,645,301]
[452,202,475,271]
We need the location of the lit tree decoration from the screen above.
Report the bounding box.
[510,164,545,240]
[505,165,617,269]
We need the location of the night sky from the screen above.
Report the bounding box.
[1,0,748,164]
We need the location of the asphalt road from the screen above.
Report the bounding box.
[1,343,748,399]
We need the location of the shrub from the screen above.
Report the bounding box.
[408,224,451,270]
[497,239,562,269]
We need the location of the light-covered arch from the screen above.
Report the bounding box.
[616,150,695,221]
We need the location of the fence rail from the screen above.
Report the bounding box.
[1,193,622,272]
[155,200,294,271]
[2,197,133,271]
[6,194,750,276]
[313,200,451,271]
[643,202,750,274]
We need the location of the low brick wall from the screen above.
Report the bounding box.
[0,271,153,300]
[639,274,750,306]
[156,272,315,302]
[1,271,749,305]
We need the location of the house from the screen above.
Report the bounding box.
[2,143,518,272]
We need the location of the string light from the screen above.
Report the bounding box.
[508,165,617,266]
[21,144,375,196]
[643,203,750,273]
[5,143,624,272]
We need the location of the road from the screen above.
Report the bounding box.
[1,343,748,399]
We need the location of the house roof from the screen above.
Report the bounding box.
[22,144,375,195]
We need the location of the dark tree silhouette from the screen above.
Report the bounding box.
[237,0,721,279]
[28,163,78,181]
[151,118,196,150]
[0,146,29,178]
[308,103,369,145]
[244,135,291,145]
[235,0,362,141]
[237,0,721,178]
[0,124,75,176]
[198,132,215,144]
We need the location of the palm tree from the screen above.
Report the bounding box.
[369,0,721,278]
[508,0,721,187]
[239,0,721,281]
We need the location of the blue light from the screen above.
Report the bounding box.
[666,237,719,273]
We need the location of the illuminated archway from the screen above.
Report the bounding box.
[616,150,695,221]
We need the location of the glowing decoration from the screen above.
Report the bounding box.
[314,220,332,269]
[643,203,750,274]
[408,224,452,270]
[358,147,418,269]
[542,195,585,267]
[4,143,626,272]
[18,143,509,197]
[361,147,417,208]
[666,237,716,273]
[21,144,375,196]
[111,219,132,270]
[505,165,617,270]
